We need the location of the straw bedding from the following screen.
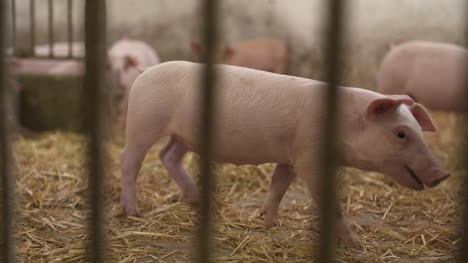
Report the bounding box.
[12,111,466,262]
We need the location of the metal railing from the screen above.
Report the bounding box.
[196,0,219,262]
[1,0,15,262]
[29,0,35,56]
[10,0,78,59]
[67,0,74,58]
[10,0,15,52]
[317,0,346,261]
[83,0,107,262]
[48,0,54,58]
[0,0,467,262]
[458,3,468,263]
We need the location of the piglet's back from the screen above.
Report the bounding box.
[378,41,467,112]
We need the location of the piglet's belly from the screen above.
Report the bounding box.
[179,134,291,166]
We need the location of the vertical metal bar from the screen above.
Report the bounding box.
[67,0,73,58]
[11,0,15,55]
[29,0,35,56]
[48,0,54,58]
[317,0,346,262]
[458,2,468,262]
[84,0,107,262]
[196,0,219,262]
[0,0,16,262]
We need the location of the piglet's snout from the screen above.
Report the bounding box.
[425,168,450,187]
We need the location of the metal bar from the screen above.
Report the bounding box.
[0,0,16,262]
[11,0,15,55]
[317,0,346,262]
[458,3,468,262]
[29,0,35,56]
[67,0,73,58]
[84,0,107,262]
[48,0,54,58]
[196,0,219,262]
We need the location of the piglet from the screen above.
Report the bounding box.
[108,38,161,126]
[377,40,468,112]
[191,38,288,74]
[120,61,449,248]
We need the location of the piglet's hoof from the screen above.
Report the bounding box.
[185,191,200,208]
[259,209,277,228]
[120,200,140,217]
[122,206,140,217]
[263,217,277,228]
[339,232,362,250]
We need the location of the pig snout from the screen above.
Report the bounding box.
[399,163,450,190]
[425,168,450,187]
[414,163,451,188]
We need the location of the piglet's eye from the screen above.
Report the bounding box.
[396,131,406,139]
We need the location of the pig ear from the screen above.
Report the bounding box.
[124,55,138,69]
[366,95,415,121]
[388,37,407,50]
[365,98,401,121]
[386,94,414,105]
[410,103,437,132]
[223,45,235,59]
[190,41,203,55]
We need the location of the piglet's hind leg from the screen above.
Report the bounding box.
[120,144,150,216]
[160,136,199,206]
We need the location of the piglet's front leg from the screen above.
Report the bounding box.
[260,164,296,227]
[295,156,362,249]
[315,190,361,249]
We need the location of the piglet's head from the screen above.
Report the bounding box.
[356,95,450,190]
[107,54,141,97]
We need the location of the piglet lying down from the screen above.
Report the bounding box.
[120,61,450,248]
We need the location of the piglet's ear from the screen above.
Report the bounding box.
[366,98,401,121]
[366,96,415,121]
[124,55,138,69]
[190,41,203,55]
[386,94,414,106]
[223,45,235,59]
[410,103,437,132]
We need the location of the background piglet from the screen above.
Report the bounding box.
[13,39,161,127]
[190,38,288,74]
[377,40,468,112]
[108,38,161,127]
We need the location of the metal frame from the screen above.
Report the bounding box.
[317,0,346,261]
[459,3,468,262]
[67,0,73,58]
[196,0,219,261]
[11,0,15,54]
[48,0,54,58]
[83,0,107,262]
[1,0,15,262]
[12,0,79,59]
[29,0,35,56]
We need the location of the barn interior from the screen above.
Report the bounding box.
[4,0,468,262]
